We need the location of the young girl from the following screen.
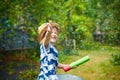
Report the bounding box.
[37,21,69,80]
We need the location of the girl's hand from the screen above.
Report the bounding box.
[47,21,52,32]
[62,64,70,70]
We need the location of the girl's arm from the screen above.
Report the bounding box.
[57,63,69,69]
[42,23,52,48]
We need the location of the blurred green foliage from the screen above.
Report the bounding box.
[111,52,120,65]
[0,0,120,65]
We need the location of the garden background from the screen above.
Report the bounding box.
[0,0,120,80]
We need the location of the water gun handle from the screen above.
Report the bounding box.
[64,56,90,72]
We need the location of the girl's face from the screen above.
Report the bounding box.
[50,28,58,43]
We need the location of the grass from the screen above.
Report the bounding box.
[57,46,120,80]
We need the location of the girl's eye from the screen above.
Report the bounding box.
[52,28,58,34]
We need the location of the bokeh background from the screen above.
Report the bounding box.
[0,0,120,80]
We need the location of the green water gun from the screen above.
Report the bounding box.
[63,56,90,72]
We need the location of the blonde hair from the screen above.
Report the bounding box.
[38,22,59,43]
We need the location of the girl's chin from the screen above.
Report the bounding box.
[50,39,56,43]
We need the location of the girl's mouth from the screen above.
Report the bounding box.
[52,37,57,39]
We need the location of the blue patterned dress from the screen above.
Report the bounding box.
[37,43,59,80]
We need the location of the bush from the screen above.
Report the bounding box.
[79,40,100,50]
[19,69,38,80]
[111,52,120,65]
